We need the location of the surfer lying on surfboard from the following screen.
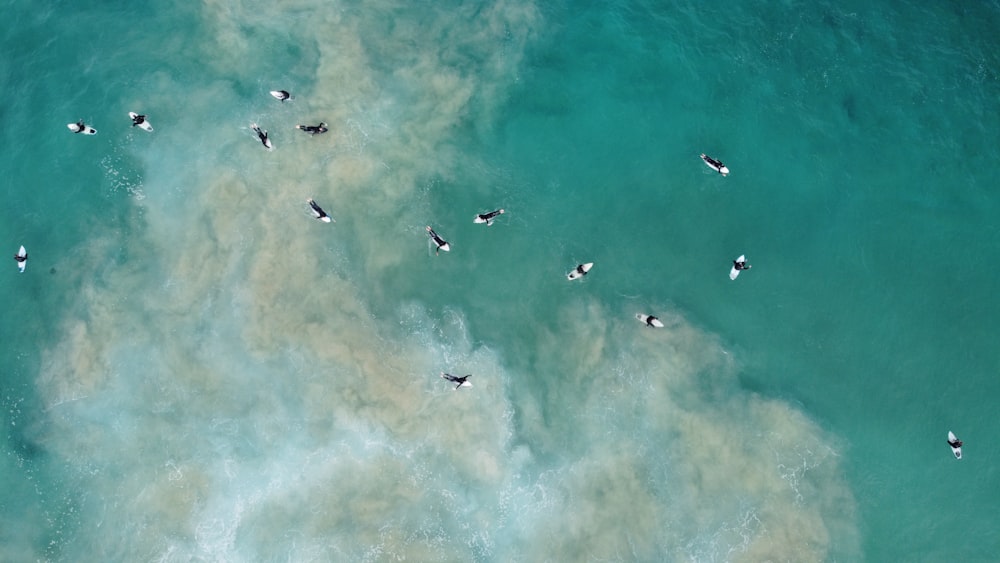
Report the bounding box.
[474,208,505,226]
[733,258,751,272]
[636,314,664,328]
[440,373,472,390]
[296,122,328,135]
[251,123,272,150]
[700,153,729,176]
[426,226,450,254]
[14,248,27,272]
[307,198,333,223]
[567,263,592,280]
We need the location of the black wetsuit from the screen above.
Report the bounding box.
[131,115,146,126]
[299,123,328,134]
[442,373,470,389]
[253,127,269,146]
[309,200,329,220]
[427,228,447,248]
[645,316,659,327]
[479,209,502,222]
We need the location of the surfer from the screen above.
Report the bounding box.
[733,258,751,272]
[700,153,729,176]
[426,226,450,254]
[572,264,589,278]
[130,114,147,127]
[475,208,505,226]
[440,373,471,390]
[14,252,27,264]
[251,123,272,149]
[71,120,88,133]
[296,122,328,135]
[271,90,291,101]
[948,435,963,449]
[307,198,333,223]
[643,315,660,327]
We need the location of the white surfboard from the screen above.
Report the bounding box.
[15,245,26,273]
[567,262,593,281]
[67,122,97,135]
[730,255,746,280]
[270,90,291,101]
[948,431,962,459]
[700,153,729,176]
[457,381,472,389]
[128,112,153,132]
[636,314,664,328]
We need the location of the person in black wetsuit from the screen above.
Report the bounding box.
[440,373,471,390]
[296,122,328,135]
[426,226,449,254]
[476,208,505,225]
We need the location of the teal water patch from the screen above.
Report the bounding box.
[4,0,999,560]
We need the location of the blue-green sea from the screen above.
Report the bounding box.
[3,0,999,560]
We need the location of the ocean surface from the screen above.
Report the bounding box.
[2,0,999,560]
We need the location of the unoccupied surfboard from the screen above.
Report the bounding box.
[700,153,729,176]
[948,431,962,459]
[730,255,745,280]
[567,262,593,281]
[67,122,97,135]
[16,246,26,273]
[129,112,153,132]
[636,314,664,328]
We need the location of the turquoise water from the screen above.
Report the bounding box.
[3,0,999,560]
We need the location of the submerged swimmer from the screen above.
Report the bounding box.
[474,208,505,226]
[426,226,450,254]
[296,122,328,135]
[307,198,333,223]
[440,373,472,390]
